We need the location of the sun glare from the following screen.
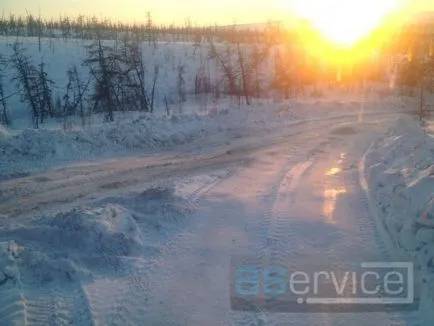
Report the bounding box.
[287,0,403,46]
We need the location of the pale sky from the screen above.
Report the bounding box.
[1,0,432,25]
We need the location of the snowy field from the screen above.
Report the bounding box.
[1,35,433,326]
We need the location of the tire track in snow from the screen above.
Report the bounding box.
[162,167,239,254]
[0,281,95,326]
[0,158,241,326]
[84,274,151,326]
[0,286,28,326]
[228,137,327,326]
[82,168,237,326]
[243,135,324,258]
[233,123,415,326]
[0,172,234,326]
[264,158,315,260]
[229,159,316,326]
[348,172,420,326]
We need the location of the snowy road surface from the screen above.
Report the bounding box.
[0,113,420,325]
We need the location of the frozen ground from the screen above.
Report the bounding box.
[1,92,428,325]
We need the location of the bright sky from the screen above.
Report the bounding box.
[1,0,432,26]
[0,0,282,25]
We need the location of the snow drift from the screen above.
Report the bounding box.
[364,116,434,324]
[0,110,229,179]
[0,187,190,325]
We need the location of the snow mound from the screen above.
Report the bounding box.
[0,112,213,179]
[45,204,146,257]
[99,187,192,235]
[1,186,190,286]
[0,124,9,138]
[366,116,434,250]
[417,196,434,228]
[364,115,434,325]
[0,241,20,285]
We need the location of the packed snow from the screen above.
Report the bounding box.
[363,115,434,323]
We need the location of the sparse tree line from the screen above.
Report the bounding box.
[0,34,164,127]
[1,12,432,53]
[205,40,271,105]
[1,35,433,128]
[0,34,279,128]
[0,12,433,128]
[0,12,282,46]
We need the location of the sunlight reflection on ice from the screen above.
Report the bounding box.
[326,167,342,176]
[323,187,347,224]
[323,153,347,223]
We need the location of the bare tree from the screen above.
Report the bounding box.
[146,12,157,49]
[418,57,434,121]
[209,42,238,99]
[0,54,9,125]
[236,42,250,105]
[164,95,170,116]
[272,50,292,99]
[150,64,160,113]
[210,41,268,104]
[63,65,91,126]
[195,64,211,96]
[37,61,55,119]
[10,43,41,127]
[398,54,434,120]
[38,9,42,52]
[119,36,150,112]
[177,64,186,105]
[248,44,269,97]
[84,38,120,121]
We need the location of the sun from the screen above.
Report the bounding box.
[285,0,403,46]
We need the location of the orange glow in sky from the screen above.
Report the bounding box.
[0,0,432,26]
[285,0,405,46]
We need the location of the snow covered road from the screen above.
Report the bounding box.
[138,118,418,326]
[0,113,421,325]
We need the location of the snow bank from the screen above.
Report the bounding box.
[0,124,9,138]
[0,186,191,325]
[0,186,189,280]
[0,93,403,179]
[0,241,20,284]
[364,116,434,324]
[0,110,229,178]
